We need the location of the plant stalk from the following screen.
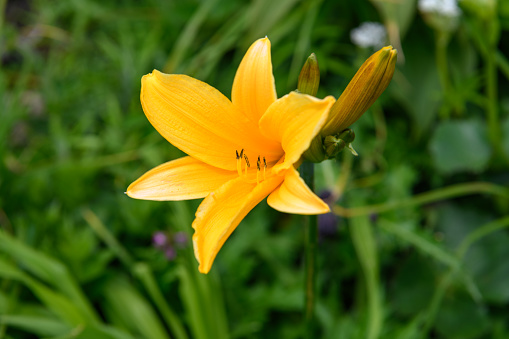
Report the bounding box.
[435,30,452,119]
[300,162,317,337]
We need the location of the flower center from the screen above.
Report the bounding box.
[236,149,267,184]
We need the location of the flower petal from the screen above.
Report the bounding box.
[141,71,280,171]
[192,175,283,273]
[267,167,329,214]
[232,37,277,124]
[126,156,238,201]
[259,92,335,173]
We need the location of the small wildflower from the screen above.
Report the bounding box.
[317,190,339,239]
[318,213,339,238]
[418,0,461,17]
[165,247,177,261]
[350,22,387,49]
[152,231,168,248]
[152,231,188,261]
[418,0,461,32]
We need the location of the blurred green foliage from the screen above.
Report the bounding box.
[1,0,509,338]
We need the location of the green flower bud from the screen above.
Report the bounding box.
[303,135,326,163]
[324,136,346,158]
[297,53,320,97]
[323,129,357,158]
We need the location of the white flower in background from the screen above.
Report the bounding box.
[350,22,387,49]
[418,0,461,17]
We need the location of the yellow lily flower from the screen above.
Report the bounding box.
[127,38,335,273]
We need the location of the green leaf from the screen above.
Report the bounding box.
[103,276,170,339]
[0,315,70,337]
[0,231,98,323]
[437,206,509,303]
[46,324,138,339]
[349,213,382,339]
[379,219,461,270]
[390,254,435,317]
[392,36,441,137]
[0,258,88,326]
[429,119,491,174]
[434,291,489,339]
[133,263,189,339]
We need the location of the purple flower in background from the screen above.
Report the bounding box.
[165,247,177,260]
[319,213,339,237]
[152,231,168,248]
[318,190,340,239]
[152,230,189,261]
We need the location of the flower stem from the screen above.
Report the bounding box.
[300,162,317,337]
[435,30,452,119]
[333,181,509,218]
[485,39,501,155]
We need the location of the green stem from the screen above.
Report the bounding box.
[350,214,381,339]
[333,182,509,218]
[435,30,452,119]
[485,40,500,154]
[495,50,509,81]
[134,264,189,339]
[300,162,317,337]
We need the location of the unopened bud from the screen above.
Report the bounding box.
[323,129,357,158]
[298,53,320,96]
[321,46,397,136]
[324,136,346,158]
[303,135,326,163]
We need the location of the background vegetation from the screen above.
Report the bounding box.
[1,0,509,338]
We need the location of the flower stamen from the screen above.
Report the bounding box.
[243,154,250,176]
[263,156,267,180]
[236,149,244,177]
[235,150,269,184]
[256,156,261,184]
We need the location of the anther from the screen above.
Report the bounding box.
[263,157,267,180]
[256,156,261,184]
[236,149,244,177]
[243,154,250,176]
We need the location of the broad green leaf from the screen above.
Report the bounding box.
[429,119,491,174]
[390,254,435,317]
[392,36,440,137]
[434,291,489,339]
